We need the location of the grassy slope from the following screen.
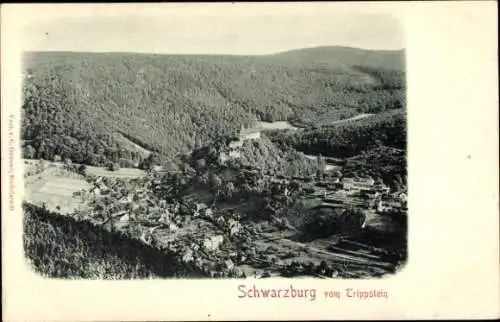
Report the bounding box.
[22,46,405,166]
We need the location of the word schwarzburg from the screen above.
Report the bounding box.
[238,284,317,301]
[238,285,389,300]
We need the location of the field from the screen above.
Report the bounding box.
[23,160,147,214]
[85,165,146,178]
[24,164,90,214]
[255,121,300,131]
[37,178,87,196]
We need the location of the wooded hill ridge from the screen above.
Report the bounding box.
[22,46,405,167]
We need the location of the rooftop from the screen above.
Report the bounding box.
[240,127,261,137]
[342,177,375,184]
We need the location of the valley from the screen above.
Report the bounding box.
[21,46,407,279]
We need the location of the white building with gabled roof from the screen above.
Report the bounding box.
[341,177,375,192]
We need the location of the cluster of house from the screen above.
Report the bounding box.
[164,204,259,278]
[315,177,407,214]
[80,174,258,278]
[237,165,408,215]
[79,177,178,231]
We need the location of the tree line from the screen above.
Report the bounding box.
[268,109,407,159]
[21,51,405,167]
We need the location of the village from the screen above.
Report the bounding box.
[219,123,408,216]
[58,126,407,278]
[22,121,407,279]
[70,169,404,278]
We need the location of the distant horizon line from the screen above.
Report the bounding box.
[22,45,406,57]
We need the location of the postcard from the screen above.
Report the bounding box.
[2,2,498,321]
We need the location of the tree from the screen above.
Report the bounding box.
[223,182,236,200]
[392,178,402,192]
[199,172,210,185]
[107,162,120,171]
[77,164,87,176]
[24,145,36,159]
[140,153,160,171]
[317,260,329,274]
[196,158,206,171]
[182,163,196,177]
[194,134,203,150]
[395,173,404,186]
[338,207,366,236]
[210,173,222,190]
[316,154,325,180]
[207,146,219,163]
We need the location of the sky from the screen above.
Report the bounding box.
[18,4,404,55]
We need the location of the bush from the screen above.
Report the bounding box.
[106,162,120,172]
[301,207,366,238]
[77,164,87,176]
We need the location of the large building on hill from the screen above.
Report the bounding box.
[219,126,261,164]
[239,127,261,141]
[341,177,375,193]
[377,196,405,213]
[228,140,244,149]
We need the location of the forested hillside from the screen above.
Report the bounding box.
[266,108,407,187]
[268,109,406,158]
[235,137,321,177]
[22,47,405,166]
[23,203,207,278]
[271,46,405,70]
[343,145,407,189]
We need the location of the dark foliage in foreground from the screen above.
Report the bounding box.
[23,203,207,279]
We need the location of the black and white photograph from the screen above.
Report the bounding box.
[19,6,408,280]
[4,2,499,320]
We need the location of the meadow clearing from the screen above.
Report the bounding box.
[23,159,148,214]
[24,166,90,214]
[85,165,146,178]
